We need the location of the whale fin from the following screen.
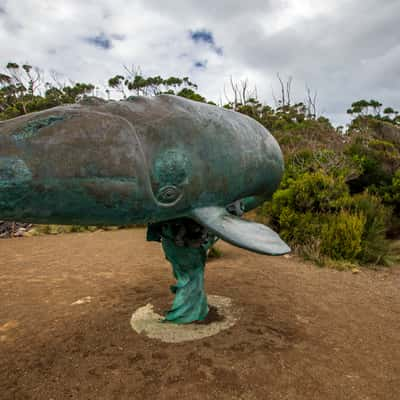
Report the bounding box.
[190,206,291,256]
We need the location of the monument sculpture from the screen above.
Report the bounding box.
[0,95,290,323]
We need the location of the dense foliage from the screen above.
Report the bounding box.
[1,62,399,267]
[256,106,400,267]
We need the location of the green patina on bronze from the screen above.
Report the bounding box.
[0,177,146,225]
[0,95,290,324]
[0,157,32,181]
[147,219,217,323]
[12,115,66,142]
[153,149,191,205]
[162,240,209,323]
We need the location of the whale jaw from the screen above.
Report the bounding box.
[190,206,291,256]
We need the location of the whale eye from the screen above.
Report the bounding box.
[156,185,182,204]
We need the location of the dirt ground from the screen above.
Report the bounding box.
[0,229,399,400]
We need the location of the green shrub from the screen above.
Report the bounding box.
[349,193,392,265]
[272,171,350,215]
[346,135,400,194]
[258,167,394,266]
[276,208,321,245]
[384,169,400,206]
[320,211,365,261]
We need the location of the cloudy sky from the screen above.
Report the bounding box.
[0,0,399,126]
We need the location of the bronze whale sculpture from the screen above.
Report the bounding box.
[0,94,290,323]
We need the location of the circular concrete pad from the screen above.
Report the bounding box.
[130,295,238,343]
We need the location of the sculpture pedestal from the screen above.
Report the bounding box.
[162,235,209,323]
[147,219,216,324]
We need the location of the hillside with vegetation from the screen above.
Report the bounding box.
[1,62,399,268]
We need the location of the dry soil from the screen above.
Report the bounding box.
[0,229,399,400]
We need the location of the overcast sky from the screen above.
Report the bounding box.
[0,0,399,126]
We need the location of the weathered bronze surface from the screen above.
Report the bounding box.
[0,95,290,323]
[147,219,216,323]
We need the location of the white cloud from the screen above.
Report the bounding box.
[0,0,399,126]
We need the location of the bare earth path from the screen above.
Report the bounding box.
[0,229,399,400]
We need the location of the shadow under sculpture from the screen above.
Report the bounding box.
[148,219,216,323]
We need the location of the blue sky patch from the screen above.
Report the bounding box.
[190,29,215,45]
[84,33,112,50]
[194,60,207,69]
[190,29,223,55]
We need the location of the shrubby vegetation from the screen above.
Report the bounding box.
[1,62,399,267]
[256,102,399,267]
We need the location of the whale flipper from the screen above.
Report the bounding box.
[190,206,291,256]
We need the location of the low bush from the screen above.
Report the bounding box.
[258,169,393,267]
[320,211,365,261]
[350,193,392,265]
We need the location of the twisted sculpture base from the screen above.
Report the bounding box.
[147,219,216,324]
